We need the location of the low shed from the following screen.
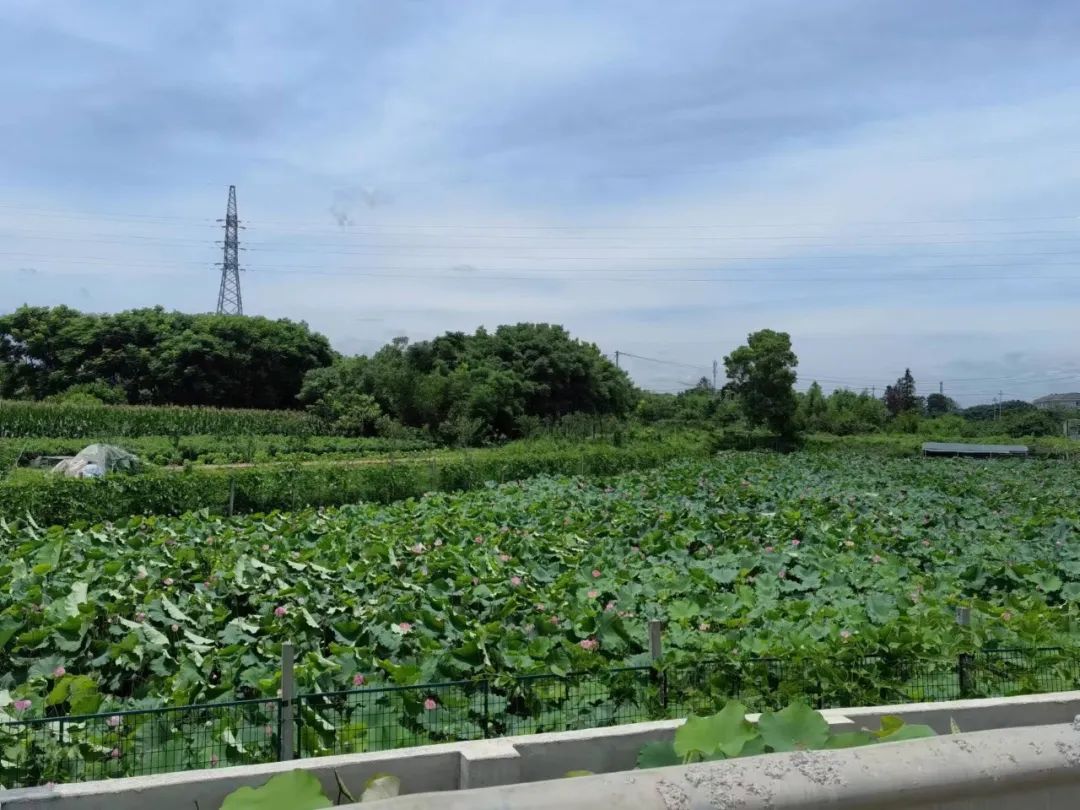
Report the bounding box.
[921,442,1028,458]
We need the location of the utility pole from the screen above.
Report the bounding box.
[712,359,718,392]
[216,185,244,315]
[614,350,620,370]
[939,381,944,395]
[997,390,1004,420]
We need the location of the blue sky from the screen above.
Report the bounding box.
[2,0,1080,403]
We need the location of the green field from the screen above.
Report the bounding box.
[2,450,1078,780]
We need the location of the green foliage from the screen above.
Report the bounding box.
[0,435,706,525]
[723,330,799,437]
[0,306,335,409]
[219,770,332,810]
[0,434,434,468]
[639,701,935,767]
[0,401,326,439]
[299,324,634,443]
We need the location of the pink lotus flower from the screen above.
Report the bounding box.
[579,638,599,651]
[792,539,801,547]
[587,590,599,599]
[472,577,479,586]
[13,699,31,713]
[778,569,787,580]
[844,540,855,548]
[163,577,174,586]
[410,543,425,554]
[591,569,601,578]
[274,606,287,617]
[698,622,710,632]
[398,622,412,632]
[535,603,545,611]
[107,715,121,727]
[136,567,148,580]
[135,611,147,622]
[170,623,179,632]
[265,724,273,736]
[473,535,484,544]
[424,698,437,711]
[549,616,559,625]
[840,630,852,640]
[764,546,774,553]
[605,601,616,612]
[871,555,883,564]
[499,554,511,562]
[434,539,443,547]
[292,550,300,558]
[510,576,522,586]
[353,673,365,687]
[262,544,270,553]
[1002,611,1013,622]
[111,748,121,759]
[922,540,931,547]
[53,666,66,678]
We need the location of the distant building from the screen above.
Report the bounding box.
[1033,393,1080,411]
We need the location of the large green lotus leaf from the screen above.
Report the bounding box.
[872,715,937,743]
[757,702,830,752]
[674,701,756,759]
[823,730,875,749]
[637,741,681,769]
[220,770,331,810]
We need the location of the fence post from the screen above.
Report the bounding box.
[649,620,667,712]
[482,678,490,739]
[955,606,973,698]
[280,642,296,760]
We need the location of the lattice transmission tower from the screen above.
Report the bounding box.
[215,185,243,315]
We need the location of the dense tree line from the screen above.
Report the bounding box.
[298,323,634,442]
[0,306,335,409]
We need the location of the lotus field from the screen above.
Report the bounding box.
[2,452,1079,772]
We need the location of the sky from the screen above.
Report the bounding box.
[2,0,1080,405]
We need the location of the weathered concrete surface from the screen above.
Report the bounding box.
[3,691,1080,810]
[345,720,1080,810]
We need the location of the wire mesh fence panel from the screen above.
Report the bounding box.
[971,648,1079,697]
[665,655,966,716]
[496,667,655,737]
[295,681,485,759]
[0,699,280,789]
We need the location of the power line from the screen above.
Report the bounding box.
[0,201,1077,231]
[615,352,711,372]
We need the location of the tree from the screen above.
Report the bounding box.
[299,323,635,443]
[798,381,827,430]
[0,306,335,408]
[723,329,799,436]
[925,393,959,417]
[884,368,919,416]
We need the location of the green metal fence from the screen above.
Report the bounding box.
[2,647,1077,789]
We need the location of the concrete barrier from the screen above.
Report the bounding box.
[351,720,1080,810]
[3,691,1080,810]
